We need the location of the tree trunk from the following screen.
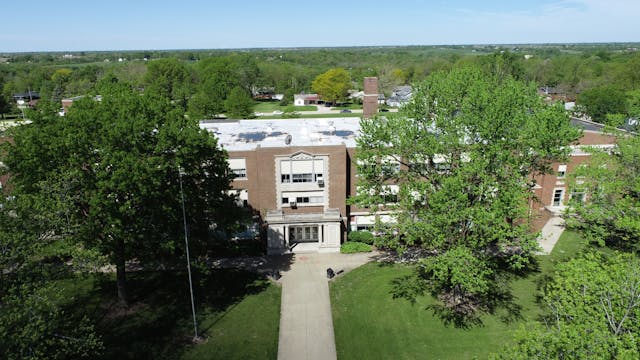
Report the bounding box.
[115,242,129,306]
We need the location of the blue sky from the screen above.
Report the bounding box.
[2,0,638,52]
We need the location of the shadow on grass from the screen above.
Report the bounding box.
[70,269,274,360]
[389,268,528,329]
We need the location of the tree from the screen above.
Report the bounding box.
[311,68,351,105]
[2,80,237,305]
[0,75,12,115]
[188,56,259,120]
[493,252,640,359]
[578,85,627,123]
[626,89,640,120]
[566,133,640,252]
[0,190,104,359]
[144,57,193,110]
[354,66,580,322]
[224,86,254,119]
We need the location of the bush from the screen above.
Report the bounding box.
[348,231,374,245]
[341,242,372,254]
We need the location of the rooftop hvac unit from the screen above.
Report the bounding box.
[289,201,297,208]
[317,179,325,187]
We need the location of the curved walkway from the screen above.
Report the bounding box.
[277,252,377,360]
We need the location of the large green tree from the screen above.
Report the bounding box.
[0,188,104,359]
[494,252,640,359]
[224,86,254,119]
[187,55,260,120]
[311,68,351,105]
[566,133,640,252]
[578,85,627,124]
[2,80,237,305]
[144,57,193,110]
[354,66,580,322]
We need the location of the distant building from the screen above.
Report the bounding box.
[12,91,40,108]
[386,86,412,107]
[294,94,320,106]
[529,117,619,229]
[253,87,276,100]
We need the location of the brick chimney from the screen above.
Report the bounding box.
[363,77,378,119]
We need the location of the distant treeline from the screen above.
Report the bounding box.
[1,43,639,123]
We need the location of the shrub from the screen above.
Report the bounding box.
[341,242,372,254]
[348,231,374,245]
[281,111,300,118]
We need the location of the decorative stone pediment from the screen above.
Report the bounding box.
[290,151,314,160]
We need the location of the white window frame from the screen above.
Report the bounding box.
[282,191,325,207]
[557,164,567,179]
[569,190,586,204]
[552,188,564,207]
[228,158,247,180]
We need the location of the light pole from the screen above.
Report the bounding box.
[178,166,200,341]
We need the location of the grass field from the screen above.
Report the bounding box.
[64,269,280,360]
[253,101,317,113]
[259,113,361,119]
[330,231,587,360]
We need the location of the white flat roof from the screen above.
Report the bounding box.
[200,118,361,151]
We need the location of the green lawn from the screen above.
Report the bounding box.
[259,113,362,119]
[253,102,318,113]
[330,231,586,360]
[64,269,280,360]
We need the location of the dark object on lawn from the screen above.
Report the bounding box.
[326,268,335,279]
[271,270,281,280]
[336,269,344,275]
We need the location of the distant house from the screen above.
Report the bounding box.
[386,86,412,107]
[253,87,276,100]
[294,94,320,106]
[12,91,40,108]
[348,90,364,101]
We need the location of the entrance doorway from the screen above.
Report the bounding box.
[289,225,319,243]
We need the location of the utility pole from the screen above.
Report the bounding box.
[178,167,200,341]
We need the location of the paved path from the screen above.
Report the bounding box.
[537,216,566,255]
[277,252,377,360]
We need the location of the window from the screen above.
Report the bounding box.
[232,168,246,179]
[292,173,314,183]
[552,189,564,207]
[280,158,324,183]
[382,185,399,204]
[290,225,319,243]
[570,190,586,204]
[356,224,374,231]
[295,196,323,204]
[229,189,248,207]
[382,156,401,174]
[557,164,567,178]
[282,191,325,206]
[228,158,247,179]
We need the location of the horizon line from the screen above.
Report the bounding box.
[2,41,640,55]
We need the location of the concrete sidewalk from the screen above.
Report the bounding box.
[277,252,376,360]
[537,216,566,255]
